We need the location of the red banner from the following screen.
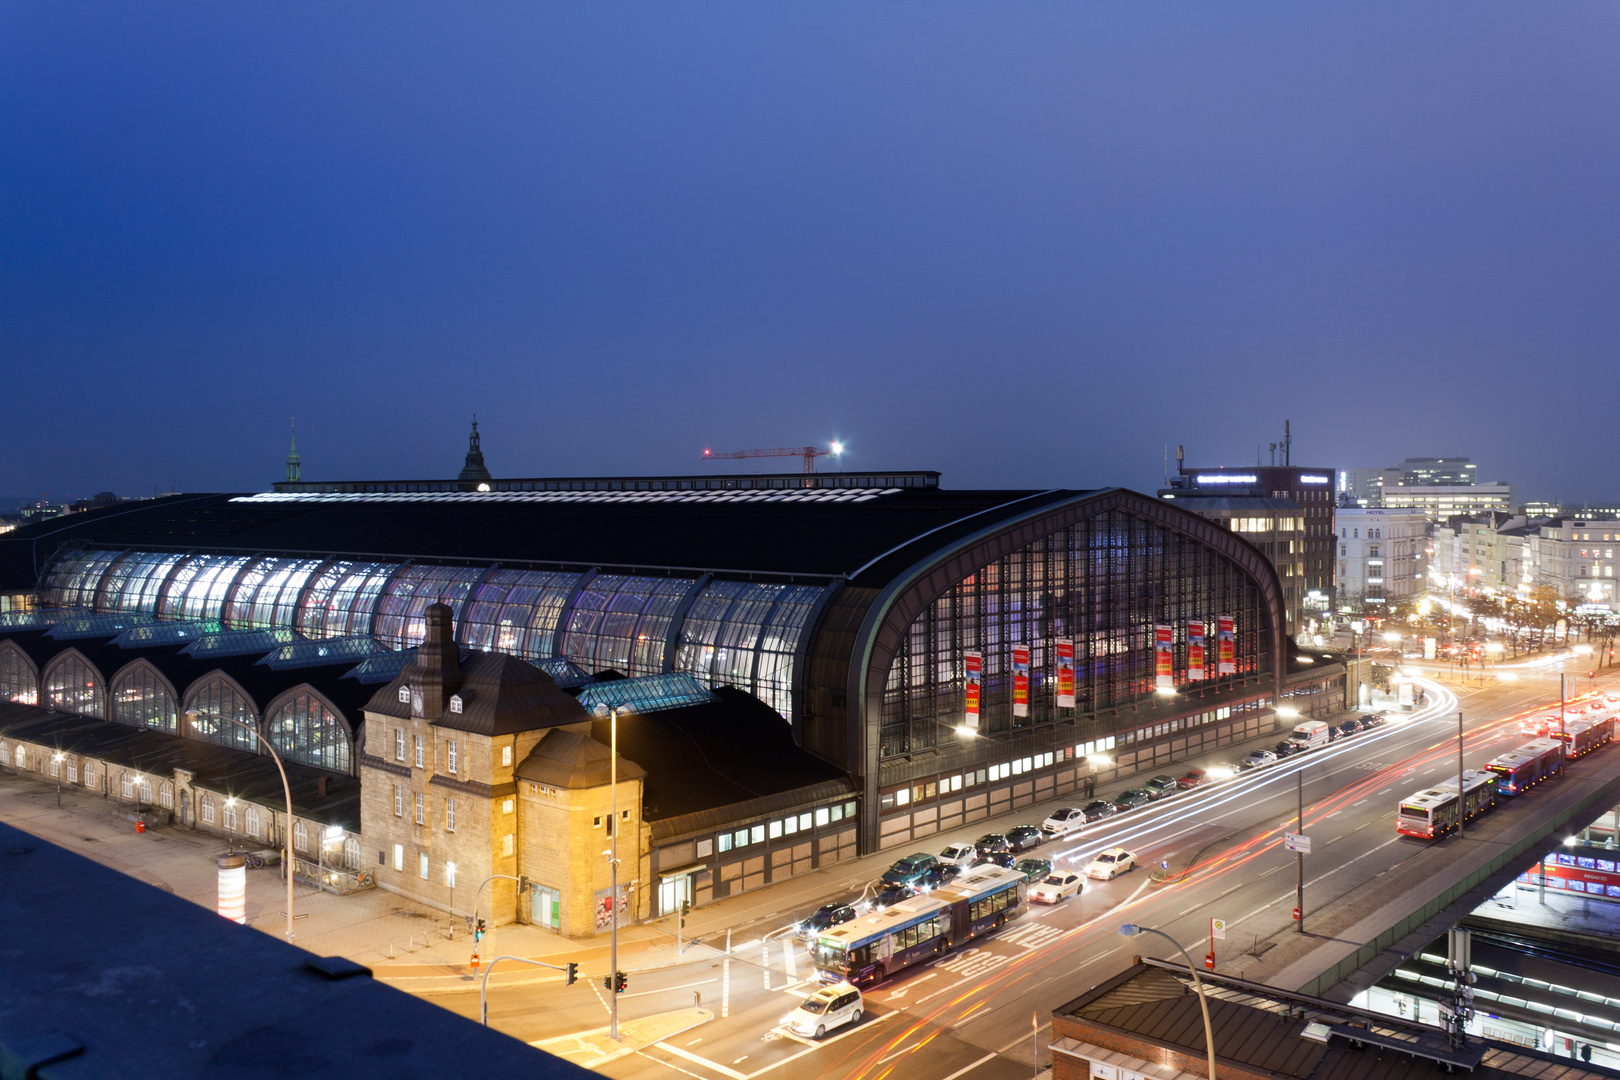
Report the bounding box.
[1055,639,1075,708]
[1187,620,1206,681]
[964,652,982,728]
[1012,646,1030,717]
[1155,624,1173,689]
[1217,614,1236,676]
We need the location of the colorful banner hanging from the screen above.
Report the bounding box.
[964,652,982,727]
[1154,625,1174,689]
[1187,620,1206,681]
[1217,614,1236,675]
[1012,645,1030,717]
[1055,639,1075,708]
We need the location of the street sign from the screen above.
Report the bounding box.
[1210,918,1227,941]
[1284,832,1312,854]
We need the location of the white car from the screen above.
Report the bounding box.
[782,982,863,1039]
[938,842,978,867]
[1040,807,1088,836]
[1240,749,1277,771]
[1086,847,1137,880]
[1028,871,1084,903]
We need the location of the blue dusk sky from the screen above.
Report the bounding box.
[2,3,1617,504]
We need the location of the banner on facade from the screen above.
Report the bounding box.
[1012,646,1030,718]
[964,652,982,728]
[1187,620,1206,681]
[1154,625,1174,689]
[1217,615,1236,675]
[1056,639,1075,708]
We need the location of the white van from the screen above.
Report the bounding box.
[782,982,863,1038]
[1289,720,1331,751]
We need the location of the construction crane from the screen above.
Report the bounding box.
[702,443,844,474]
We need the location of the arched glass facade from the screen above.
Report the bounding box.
[37,548,837,723]
[267,691,351,774]
[182,678,259,753]
[110,665,177,733]
[43,653,105,718]
[0,644,37,704]
[559,575,695,678]
[879,509,1270,758]
[457,568,581,658]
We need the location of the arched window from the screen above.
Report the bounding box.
[110,665,177,734]
[223,800,238,832]
[293,820,309,853]
[267,691,352,774]
[201,792,215,825]
[14,745,25,769]
[246,805,262,839]
[0,643,38,705]
[159,783,173,810]
[182,678,259,753]
[43,653,104,719]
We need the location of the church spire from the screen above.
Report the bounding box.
[285,418,302,483]
[457,415,493,488]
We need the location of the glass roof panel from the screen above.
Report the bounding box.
[112,620,223,647]
[574,673,719,715]
[343,650,416,684]
[0,608,92,630]
[181,627,299,658]
[46,613,159,640]
[534,657,592,688]
[257,636,387,670]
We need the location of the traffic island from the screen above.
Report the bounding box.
[530,1007,713,1068]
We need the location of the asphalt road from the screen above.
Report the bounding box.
[434,662,1618,1080]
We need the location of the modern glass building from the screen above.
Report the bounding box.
[0,472,1290,854]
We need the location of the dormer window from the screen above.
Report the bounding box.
[397,685,411,704]
[449,694,463,714]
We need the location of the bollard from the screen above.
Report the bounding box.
[694,990,701,1008]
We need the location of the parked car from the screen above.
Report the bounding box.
[869,883,915,910]
[1142,775,1179,800]
[880,853,941,888]
[1114,788,1152,812]
[1006,825,1044,852]
[1041,807,1088,836]
[1080,800,1117,822]
[782,982,863,1039]
[1085,847,1137,880]
[1358,714,1385,730]
[1338,718,1361,737]
[1272,741,1298,759]
[939,842,979,867]
[974,833,1010,858]
[1014,857,1052,882]
[974,850,1015,869]
[1028,871,1084,903]
[1175,768,1209,790]
[796,902,858,941]
[1240,749,1277,771]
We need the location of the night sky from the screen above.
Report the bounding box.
[3,4,1617,504]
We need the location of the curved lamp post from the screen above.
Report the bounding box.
[185,707,296,946]
[1120,923,1217,1080]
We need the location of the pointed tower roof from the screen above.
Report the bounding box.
[285,418,301,484]
[457,416,493,486]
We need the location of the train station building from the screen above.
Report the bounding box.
[0,452,1341,934]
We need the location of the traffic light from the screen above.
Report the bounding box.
[566,961,578,985]
[474,918,485,942]
[603,973,613,991]
[614,971,628,994]
[680,900,690,927]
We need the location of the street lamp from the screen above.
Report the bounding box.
[1119,924,1217,1080]
[593,703,634,1042]
[185,707,297,946]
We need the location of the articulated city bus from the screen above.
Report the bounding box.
[811,866,1026,986]
[1396,771,1497,839]
[1484,738,1564,797]
[1556,716,1615,759]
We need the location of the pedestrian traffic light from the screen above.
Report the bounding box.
[474,918,485,942]
[565,961,578,985]
[614,971,628,994]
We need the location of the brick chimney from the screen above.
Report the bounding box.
[416,603,463,719]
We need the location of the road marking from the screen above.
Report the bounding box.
[619,978,716,1000]
[733,1056,748,1064]
[653,1040,748,1079]
[939,1052,997,1080]
[937,948,1012,980]
[999,923,1064,950]
[1352,798,1369,806]
[783,941,797,980]
[744,1012,898,1077]
[722,958,730,1019]
[882,972,936,1000]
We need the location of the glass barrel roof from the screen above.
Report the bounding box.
[574,673,719,715]
[39,549,123,609]
[457,568,583,660]
[372,564,485,649]
[558,575,695,678]
[157,554,251,622]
